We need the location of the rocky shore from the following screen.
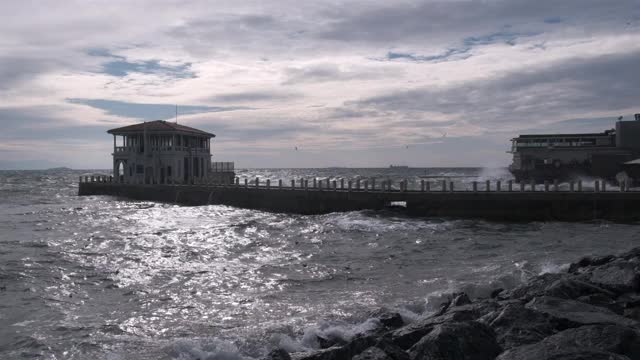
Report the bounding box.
[267,247,640,360]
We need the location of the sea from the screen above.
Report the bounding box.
[1,168,638,359]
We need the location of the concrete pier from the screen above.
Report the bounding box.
[78,177,640,222]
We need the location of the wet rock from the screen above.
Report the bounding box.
[369,308,404,329]
[543,278,615,300]
[480,302,567,350]
[390,304,490,349]
[568,255,616,273]
[264,348,292,360]
[620,247,640,261]
[451,292,472,307]
[496,324,640,360]
[374,340,409,360]
[294,335,376,360]
[576,293,623,315]
[408,321,501,360]
[587,260,640,294]
[501,273,564,301]
[525,296,637,327]
[353,347,392,360]
[498,349,631,360]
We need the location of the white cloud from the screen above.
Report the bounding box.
[0,0,639,168]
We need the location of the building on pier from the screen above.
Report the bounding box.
[508,114,640,182]
[108,120,232,184]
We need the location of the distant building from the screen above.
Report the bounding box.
[509,114,640,182]
[108,120,232,184]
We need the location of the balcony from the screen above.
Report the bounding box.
[114,146,209,154]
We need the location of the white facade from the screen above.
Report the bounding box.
[109,121,214,185]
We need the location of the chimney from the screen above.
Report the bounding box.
[635,113,640,121]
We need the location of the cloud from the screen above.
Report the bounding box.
[67,99,253,120]
[355,50,640,129]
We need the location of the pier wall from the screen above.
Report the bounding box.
[78,180,640,222]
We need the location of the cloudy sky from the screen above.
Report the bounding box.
[1,0,639,169]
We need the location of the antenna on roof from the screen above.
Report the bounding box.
[175,105,178,124]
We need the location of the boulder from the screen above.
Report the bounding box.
[576,293,624,314]
[353,347,392,360]
[498,349,630,360]
[408,321,501,360]
[543,278,615,300]
[568,255,616,273]
[293,335,376,360]
[390,302,494,349]
[525,296,638,328]
[373,340,409,360]
[620,247,640,261]
[587,260,640,294]
[501,273,564,301]
[480,302,566,350]
[369,309,404,329]
[265,349,292,360]
[496,324,640,360]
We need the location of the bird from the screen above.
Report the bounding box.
[294,146,298,151]
[618,116,624,121]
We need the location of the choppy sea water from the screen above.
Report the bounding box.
[1,168,638,359]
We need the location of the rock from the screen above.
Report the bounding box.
[451,292,472,307]
[588,260,640,294]
[408,321,501,360]
[369,309,404,329]
[353,347,392,360]
[568,255,616,273]
[498,349,631,360]
[265,349,292,360]
[496,324,640,360]
[490,288,504,299]
[374,340,409,360]
[543,278,615,300]
[525,296,638,327]
[481,302,567,350]
[576,293,623,315]
[502,273,564,300]
[390,302,494,349]
[620,247,640,261]
[294,335,377,360]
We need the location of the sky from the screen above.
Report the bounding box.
[1,0,639,169]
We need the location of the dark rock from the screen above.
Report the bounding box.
[316,335,346,349]
[408,321,501,360]
[353,347,392,360]
[502,273,564,300]
[569,255,616,273]
[369,308,404,329]
[525,296,638,327]
[451,292,472,307]
[624,308,640,322]
[480,302,567,350]
[265,349,291,360]
[498,349,631,360]
[543,278,615,300]
[576,293,623,315]
[587,260,640,294]
[374,340,409,360]
[490,288,504,299]
[294,335,377,360]
[496,324,640,360]
[390,301,496,349]
[620,247,640,261]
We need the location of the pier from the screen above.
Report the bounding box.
[78,176,640,222]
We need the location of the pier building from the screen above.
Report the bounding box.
[509,114,640,182]
[108,120,232,185]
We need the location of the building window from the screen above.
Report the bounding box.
[167,166,172,177]
[136,165,144,174]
